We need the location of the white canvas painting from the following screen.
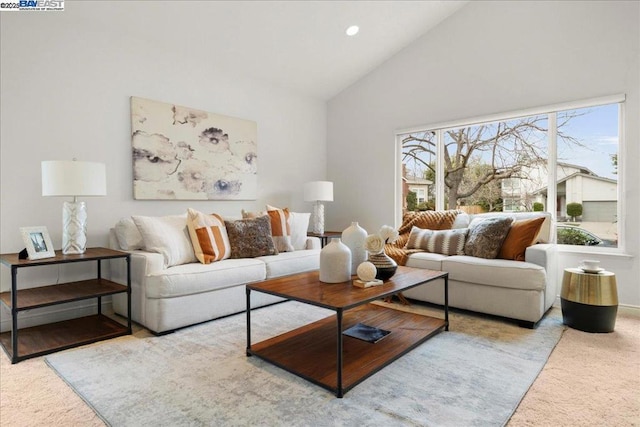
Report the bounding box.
[131,96,257,200]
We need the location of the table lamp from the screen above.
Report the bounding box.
[41,160,107,254]
[303,181,333,234]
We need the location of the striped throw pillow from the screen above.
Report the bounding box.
[266,206,295,252]
[186,208,231,264]
[405,226,469,256]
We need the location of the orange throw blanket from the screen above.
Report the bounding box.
[385,210,461,266]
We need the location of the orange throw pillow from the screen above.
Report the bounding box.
[266,206,295,252]
[499,217,545,261]
[186,208,231,264]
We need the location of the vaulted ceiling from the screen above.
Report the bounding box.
[79,1,468,100]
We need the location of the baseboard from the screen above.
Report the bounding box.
[553,296,640,318]
[0,298,113,333]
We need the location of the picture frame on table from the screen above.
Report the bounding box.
[20,226,55,260]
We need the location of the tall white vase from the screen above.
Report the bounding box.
[319,238,351,283]
[342,222,367,275]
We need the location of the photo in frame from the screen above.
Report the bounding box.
[131,96,258,200]
[20,226,56,260]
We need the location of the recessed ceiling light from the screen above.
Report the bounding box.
[346,25,359,36]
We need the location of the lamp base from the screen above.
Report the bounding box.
[62,200,87,254]
[311,202,325,234]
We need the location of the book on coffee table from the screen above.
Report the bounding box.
[343,323,391,343]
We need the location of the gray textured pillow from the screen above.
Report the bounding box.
[224,216,278,258]
[464,217,514,259]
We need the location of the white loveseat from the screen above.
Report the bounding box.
[108,214,320,334]
[402,212,556,327]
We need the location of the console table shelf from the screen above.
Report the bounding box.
[0,247,131,363]
[0,314,127,361]
[0,279,127,310]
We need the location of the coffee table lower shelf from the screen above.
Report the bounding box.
[247,303,446,397]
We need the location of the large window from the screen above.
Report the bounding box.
[399,96,622,249]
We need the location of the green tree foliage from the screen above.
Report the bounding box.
[566,202,583,221]
[533,202,544,212]
[406,191,417,211]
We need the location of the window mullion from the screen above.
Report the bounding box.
[435,129,445,211]
[548,112,557,226]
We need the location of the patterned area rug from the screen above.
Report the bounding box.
[45,301,564,427]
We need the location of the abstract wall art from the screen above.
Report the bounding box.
[131,96,257,200]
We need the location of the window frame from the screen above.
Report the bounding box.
[395,94,626,254]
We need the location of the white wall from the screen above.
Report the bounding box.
[327,1,640,307]
[0,5,326,328]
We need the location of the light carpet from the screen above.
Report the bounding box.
[45,301,565,427]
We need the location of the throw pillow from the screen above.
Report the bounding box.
[224,216,278,258]
[241,209,266,219]
[186,208,231,264]
[114,217,144,250]
[405,226,469,256]
[266,205,295,252]
[132,214,197,267]
[394,210,461,249]
[464,217,514,259]
[498,217,546,261]
[288,212,311,250]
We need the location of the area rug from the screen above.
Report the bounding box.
[45,301,564,427]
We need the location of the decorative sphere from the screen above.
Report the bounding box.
[356,261,377,282]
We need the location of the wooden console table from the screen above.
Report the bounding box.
[0,247,131,363]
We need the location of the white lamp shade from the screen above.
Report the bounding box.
[304,181,333,202]
[42,161,107,197]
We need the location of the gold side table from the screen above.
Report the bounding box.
[561,268,618,333]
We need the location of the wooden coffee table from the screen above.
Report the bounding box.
[246,266,448,397]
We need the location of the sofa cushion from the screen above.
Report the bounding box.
[499,217,546,261]
[225,216,278,258]
[464,216,513,259]
[132,214,197,268]
[114,217,144,250]
[405,227,468,256]
[405,252,448,271]
[289,212,311,250]
[442,255,546,291]
[145,258,266,299]
[451,211,470,229]
[266,206,295,252]
[186,208,231,264]
[257,249,320,278]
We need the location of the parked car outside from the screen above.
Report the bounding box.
[556,224,616,247]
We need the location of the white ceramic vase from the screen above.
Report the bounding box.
[319,238,352,283]
[342,222,367,275]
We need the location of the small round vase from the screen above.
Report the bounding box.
[368,251,397,281]
[341,221,367,275]
[320,238,352,283]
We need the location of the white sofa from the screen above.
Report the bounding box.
[108,219,320,335]
[108,210,554,333]
[402,212,556,327]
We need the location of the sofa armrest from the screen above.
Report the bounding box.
[525,243,557,308]
[109,250,165,285]
[305,236,321,250]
